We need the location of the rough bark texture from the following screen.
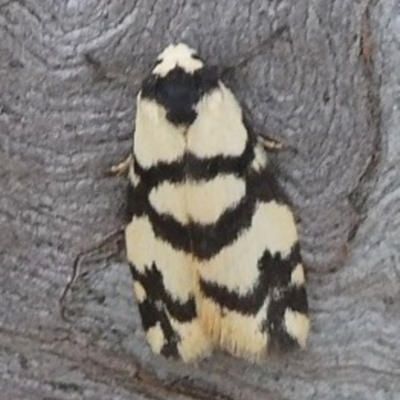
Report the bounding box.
[1,1,399,399]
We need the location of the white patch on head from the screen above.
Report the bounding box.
[291,264,305,286]
[149,175,246,225]
[133,281,147,303]
[187,83,248,158]
[251,143,268,172]
[125,216,194,302]
[198,297,269,359]
[153,43,203,77]
[284,309,310,348]
[134,97,186,168]
[196,201,298,294]
[146,323,165,353]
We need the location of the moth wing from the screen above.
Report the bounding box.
[194,135,309,359]
[252,144,309,352]
[125,154,211,361]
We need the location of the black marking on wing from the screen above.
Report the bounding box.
[141,66,219,126]
[264,285,308,351]
[126,182,136,222]
[250,167,290,205]
[132,155,289,260]
[199,243,301,315]
[129,264,179,358]
[131,141,262,258]
[146,208,191,254]
[262,244,308,351]
[126,180,148,221]
[129,263,197,323]
[260,242,301,288]
[140,298,181,359]
[129,263,197,359]
[185,140,254,181]
[147,194,256,260]
[133,139,253,186]
[160,336,180,359]
[136,297,179,359]
[125,155,147,222]
[190,195,256,259]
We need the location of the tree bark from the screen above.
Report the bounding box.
[1,0,399,399]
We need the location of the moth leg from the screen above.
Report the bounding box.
[59,228,124,320]
[258,135,299,155]
[111,154,132,176]
[258,135,284,151]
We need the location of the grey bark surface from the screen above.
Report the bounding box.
[1,0,399,399]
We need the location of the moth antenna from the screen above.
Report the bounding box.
[221,25,289,77]
[241,98,297,154]
[59,227,125,321]
[84,53,144,89]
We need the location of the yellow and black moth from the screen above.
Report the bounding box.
[114,43,309,362]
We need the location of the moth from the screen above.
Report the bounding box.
[112,43,309,361]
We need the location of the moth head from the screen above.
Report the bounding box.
[152,43,204,77]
